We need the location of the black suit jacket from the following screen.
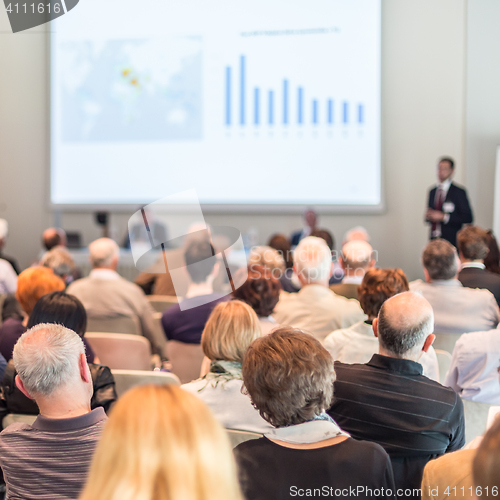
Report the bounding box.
[458,266,500,307]
[427,182,473,247]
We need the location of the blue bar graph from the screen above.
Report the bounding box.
[298,87,303,125]
[283,80,289,125]
[240,56,245,126]
[254,88,260,125]
[225,67,231,126]
[268,90,274,125]
[358,104,364,124]
[343,101,348,124]
[327,99,333,124]
[312,99,318,124]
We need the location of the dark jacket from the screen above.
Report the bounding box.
[458,266,500,307]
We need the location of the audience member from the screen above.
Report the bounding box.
[0,219,20,274]
[324,268,439,381]
[0,258,17,295]
[183,301,272,433]
[410,239,499,334]
[472,415,500,495]
[343,225,370,244]
[290,208,318,247]
[0,266,65,361]
[79,384,243,500]
[457,226,500,306]
[444,327,500,404]
[484,230,500,275]
[40,246,80,285]
[234,327,396,500]
[268,233,294,270]
[0,324,107,500]
[330,240,375,299]
[68,238,165,354]
[0,291,116,421]
[42,227,67,251]
[328,292,465,496]
[273,237,365,340]
[310,228,344,285]
[248,245,296,293]
[233,266,281,334]
[161,239,227,344]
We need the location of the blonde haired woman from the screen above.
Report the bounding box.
[79,384,242,500]
[183,300,274,434]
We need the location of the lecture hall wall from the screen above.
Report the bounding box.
[1,0,500,280]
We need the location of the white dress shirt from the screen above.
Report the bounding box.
[0,259,17,294]
[432,178,452,237]
[323,320,440,382]
[444,327,500,404]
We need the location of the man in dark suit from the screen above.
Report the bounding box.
[457,225,500,307]
[426,157,473,247]
[290,209,317,247]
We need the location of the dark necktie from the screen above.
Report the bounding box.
[432,187,445,233]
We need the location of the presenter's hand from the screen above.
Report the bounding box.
[426,209,445,222]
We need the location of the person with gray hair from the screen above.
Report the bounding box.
[273,236,365,340]
[40,246,80,284]
[410,238,499,336]
[0,323,107,500]
[328,292,465,498]
[67,238,165,355]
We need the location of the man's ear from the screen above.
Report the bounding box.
[79,354,91,384]
[15,375,34,400]
[422,334,436,353]
[372,318,379,338]
[423,268,431,283]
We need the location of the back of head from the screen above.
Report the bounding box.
[485,230,500,274]
[294,236,331,284]
[377,291,434,358]
[341,240,374,271]
[359,268,409,318]
[248,246,285,275]
[267,234,293,270]
[457,226,489,261]
[13,323,85,398]
[343,226,370,244]
[80,384,242,500]
[89,238,119,268]
[40,247,76,278]
[310,229,335,251]
[27,291,87,337]
[473,414,500,493]
[422,238,458,280]
[16,266,66,315]
[202,300,261,363]
[233,265,282,317]
[42,228,66,251]
[184,239,216,284]
[242,327,335,427]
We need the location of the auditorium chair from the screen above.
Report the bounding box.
[226,429,262,448]
[86,315,141,335]
[434,349,452,384]
[147,295,179,313]
[462,398,495,445]
[165,340,205,384]
[86,333,152,370]
[111,369,180,397]
[432,332,460,354]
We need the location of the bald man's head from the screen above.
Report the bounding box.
[341,240,375,271]
[42,228,67,251]
[376,292,434,359]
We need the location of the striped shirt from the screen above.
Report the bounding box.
[328,355,465,496]
[0,407,107,500]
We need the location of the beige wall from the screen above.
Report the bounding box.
[2,0,497,281]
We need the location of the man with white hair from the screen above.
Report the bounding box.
[0,324,107,499]
[67,238,165,354]
[0,219,20,274]
[328,292,465,497]
[273,236,365,340]
[330,240,375,299]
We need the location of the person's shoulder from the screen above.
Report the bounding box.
[450,182,468,193]
[66,277,91,292]
[340,437,390,459]
[424,447,475,473]
[0,422,33,440]
[234,436,269,455]
[409,279,425,290]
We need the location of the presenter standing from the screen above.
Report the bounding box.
[425,157,473,247]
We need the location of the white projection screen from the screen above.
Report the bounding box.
[50,0,381,211]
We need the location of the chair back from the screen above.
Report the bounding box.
[111,369,180,397]
[434,349,452,384]
[166,340,205,384]
[86,333,152,370]
[3,413,37,428]
[432,332,460,354]
[148,295,179,313]
[87,315,140,335]
[226,429,262,448]
[462,398,493,445]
